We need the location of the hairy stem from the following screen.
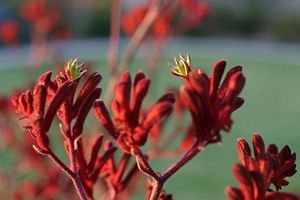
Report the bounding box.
[69,139,89,200]
[161,142,201,180]
[148,142,203,200]
[47,150,88,200]
[149,180,164,200]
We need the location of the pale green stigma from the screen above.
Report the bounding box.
[66,58,86,80]
[169,54,191,78]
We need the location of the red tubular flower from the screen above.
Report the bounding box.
[171,55,245,144]
[226,133,298,200]
[75,135,117,198]
[11,72,75,152]
[94,71,175,153]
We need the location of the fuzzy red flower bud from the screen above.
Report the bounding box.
[209,60,226,102]
[44,80,75,132]
[33,84,47,116]
[237,138,251,167]
[95,71,175,153]
[72,88,101,138]
[227,133,298,200]
[94,99,118,139]
[73,72,102,117]
[38,71,52,86]
[252,133,266,160]
[87,135,104,173]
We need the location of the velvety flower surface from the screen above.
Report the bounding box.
[226,133,298,200]
[94,71,175,153]
[170,55,245,145]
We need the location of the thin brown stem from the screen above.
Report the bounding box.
[108,0,122,75]
[148,142,204,200]
[104,0,160,105]
[47,149,88,200]
[149,180,164,200]
[133,148,159,180]
[161,142,201,180]
[69,139,88,200]
[120,0,160,72]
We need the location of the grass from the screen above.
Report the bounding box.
[0,46,300,199]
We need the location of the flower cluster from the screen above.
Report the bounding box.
[226,133,298,200]
[11,71,75,152]
[7,56,298,200]
[94,71,175,154]
[171,54,245,146]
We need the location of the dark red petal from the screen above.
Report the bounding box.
[131,77,150,125]
[225,72,246,105]
[44,81,75,132]
[113,72,132,120]
[226,187,244,200]
[233,97,244,111]
[252,133,265,160]
[72,88,101,138]
[267,144,278,155]
[133,70,146,88]
[33,84,47,118]
[141,95,174,131]
[218,65,243,99]
[233,164,254,200]
[87,134,104,173]
[94,99,118,139]
[24,91,33,114]
[237,138,251,167]
[38,71,52,86]
[73,72,102,117]
[209,60,226,103]
[278,145,292,163]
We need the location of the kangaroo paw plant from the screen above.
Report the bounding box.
[9,56,298,200]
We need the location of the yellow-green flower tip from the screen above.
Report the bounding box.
[66,58,86,80]
[169,54,191,78]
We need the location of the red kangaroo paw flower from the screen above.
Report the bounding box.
[44,80,75,132]
[72,88,101,138]
[94,99,118,139]
[227,133,298,200]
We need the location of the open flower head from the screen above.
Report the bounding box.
[169,54,191,78]
[65,58,86,80]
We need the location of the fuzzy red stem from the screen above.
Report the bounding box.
[134,148,159,180]
[47,150,88,200]
[69,139,89,200]
[148,142,202,200]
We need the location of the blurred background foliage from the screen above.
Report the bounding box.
[1,0,300,46]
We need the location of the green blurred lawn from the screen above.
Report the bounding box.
[0,41,299,199]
